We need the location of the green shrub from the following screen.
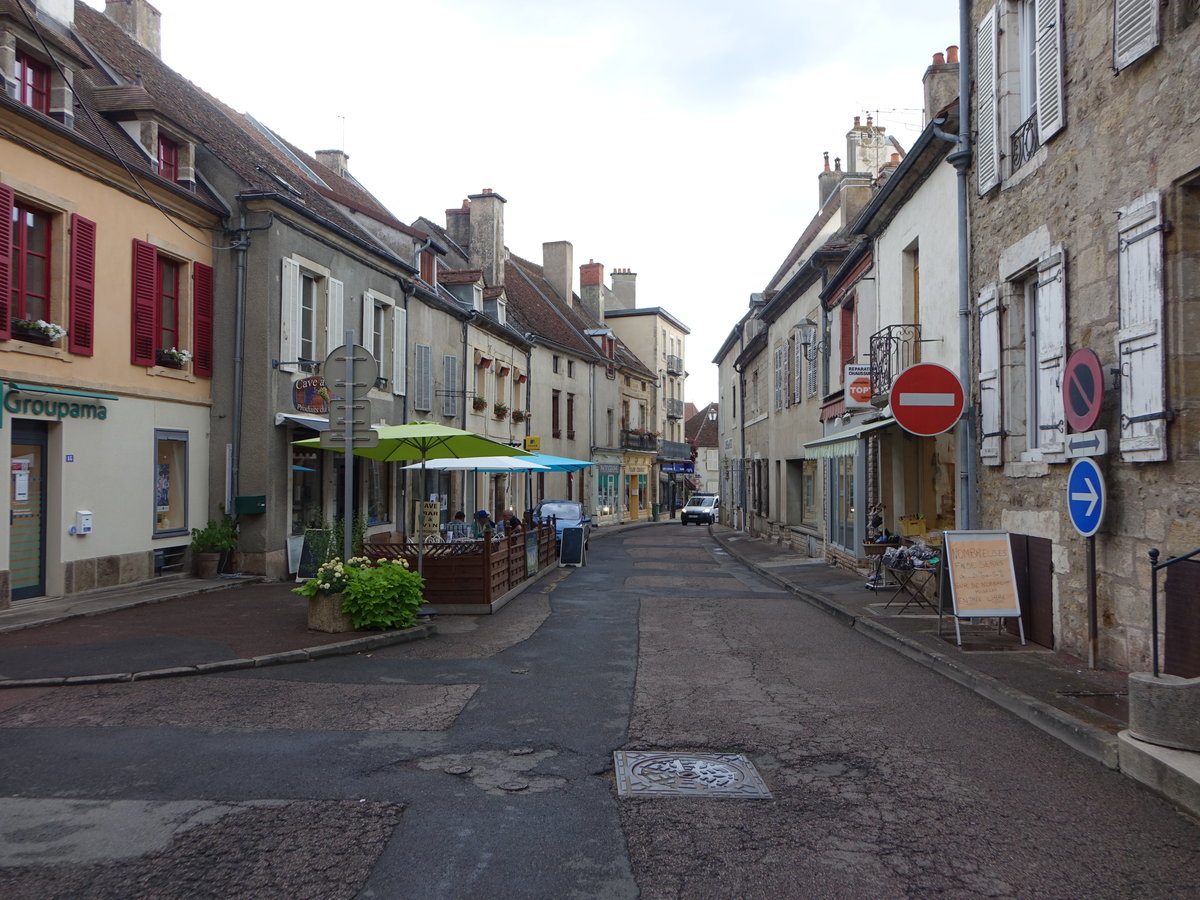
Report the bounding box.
[293,556,424,630]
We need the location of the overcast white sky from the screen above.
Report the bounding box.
[85,0,961,405]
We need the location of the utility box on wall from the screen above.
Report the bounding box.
[234,495,266,515]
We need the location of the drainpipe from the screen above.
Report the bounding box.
[734,357,746,532]
[946,4,976,530]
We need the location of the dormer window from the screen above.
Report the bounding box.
[496,299,507,325]
[15,51,50,114]
[157,135,179,182]
[472,284,483,311]
[419,250,436,286]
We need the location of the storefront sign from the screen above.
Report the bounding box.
[661,462,695,473]
[293,376,330,414]
[2,383,110,427]
[845,364,873,409]
[524,436,541,451]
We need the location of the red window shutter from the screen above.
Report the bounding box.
[131,239,158,365]
[0,184,13,340]
[68,214,97,356]
[840,303,855,367]
[193,262,214,376]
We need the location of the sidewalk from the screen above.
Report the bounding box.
[708,524,1200,821]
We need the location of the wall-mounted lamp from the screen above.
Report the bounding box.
[792,317,828,362]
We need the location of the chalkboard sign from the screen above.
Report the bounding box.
[559,527,586,567]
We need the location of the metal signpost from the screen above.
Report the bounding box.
[322,336,379,561]
[889,363,966,437]
[1068,457,1106,667]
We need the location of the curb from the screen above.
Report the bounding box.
[711,530,1121,769]
[0,622,437,689]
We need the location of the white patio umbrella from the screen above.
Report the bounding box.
[399,456,550,472]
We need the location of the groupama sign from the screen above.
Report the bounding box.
[0,381,114,427]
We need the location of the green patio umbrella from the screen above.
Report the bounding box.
[294,422,529,572]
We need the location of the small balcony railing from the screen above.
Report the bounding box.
[621,429,658,451]
[869,323,922,404]
[666,398,685,419]
[666,354,684,376]
[1010,111,1039,174]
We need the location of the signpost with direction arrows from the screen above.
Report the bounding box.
[1067,456,1106,668]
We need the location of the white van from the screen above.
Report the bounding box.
[681,495,719,525]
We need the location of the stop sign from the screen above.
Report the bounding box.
[889,363,965,436]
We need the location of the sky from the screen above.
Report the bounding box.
[82,0,961,406]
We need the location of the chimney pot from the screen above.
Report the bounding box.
[946,45,959,64]
[823,151,830,172]
[834,157,842,172]
[891,152,900,165]
[853,115,860,128]
[867,115,873,128]
[933,52,945,65]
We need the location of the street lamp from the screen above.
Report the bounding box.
[793,317,828,362]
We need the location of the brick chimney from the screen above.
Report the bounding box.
[923,46,959,124]
[611,268,636,310]
[542,241,574,306]
[315,149,350,178]
[445,200,470,252]
[579,260,606,321]
[468,189,506,287]
[818,152,841,208]
[105,0,162,58]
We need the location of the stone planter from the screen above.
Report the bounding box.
[194,551,221,578]
[307,592,355,633]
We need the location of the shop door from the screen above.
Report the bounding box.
[1164,559,1200,678]
[1007,533,1054,648]
[10,421,48,601]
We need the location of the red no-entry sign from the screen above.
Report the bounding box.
[889,363,965,436]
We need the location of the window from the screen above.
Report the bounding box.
[443,354,459,417]
[280,256,341,371]
[566,393,575,440]
[1025,251,1066,458]
[553,354,561,374]
[1113,0,1160,71]
[153,429,188,535]
[157,136,179,183]
[360,289,401,393]
[552,389,562,438]
[567,359,575,378]
[364,458,391,526]
[801,459,818,526]
[829,453,855,550]
[9,198,51,322]
[291,444,323,535]
[15,51,50,115]
[131,240,213,374]
[773,346,783,410]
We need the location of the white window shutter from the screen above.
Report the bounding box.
[442,355,459,418]
[414,344,432,411]
[794,338,803,403]
[977,285,1003,465]
[1113,0,1159,72]
[326,278,344,352]
[781,343,790,408]
[773,347,783,410]
[1036,0,1066,142]
[1116,193,1166,461]
[1035,248,1067,457]
[392,307,407,396]
[975,6,1000,195]
[279,257,300,372]
[361,293,373,357]
[807,348,817,397]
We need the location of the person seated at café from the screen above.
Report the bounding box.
[444,510,471,541]
[473,509,500,537]
[502,508,523,535]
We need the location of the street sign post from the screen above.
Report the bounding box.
[1064,429,1108,458]
[1066,457,1105,537]
[889,363,965,437]
[1063,348,1105,433]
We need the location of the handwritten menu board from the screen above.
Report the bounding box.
[943,531,1022,618]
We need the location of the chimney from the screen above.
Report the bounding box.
[542,241,574,305]
[611,268,637,310]
[31,0,73,27]
[579,260,606,321]
[105,1,162,58]
[445,200,470,252]
[315,149,350,178]
[468,189,506,287]
[923,45,960,124]
[818,151,841,207]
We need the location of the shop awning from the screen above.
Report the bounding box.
[9,382,119,401]
[802,418,894,459]
[275,413,330,432]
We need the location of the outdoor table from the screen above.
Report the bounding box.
[883,564,939,614]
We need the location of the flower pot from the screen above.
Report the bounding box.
[156,350,185,369]
[307,592,355,633]
[12,327,58,346]
[194,550,221,578]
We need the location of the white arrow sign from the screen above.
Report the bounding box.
[1071,478,1099,517]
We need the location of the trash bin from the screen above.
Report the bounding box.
[652,502,660,521]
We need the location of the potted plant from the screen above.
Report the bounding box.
[493,402,510,419]
[511,409,528,424]
[294,555,424,633]
[190,513,238,577]
[156,347,192,369]
[12,318,67,345]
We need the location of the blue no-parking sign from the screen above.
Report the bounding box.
[1067,458,1105,537]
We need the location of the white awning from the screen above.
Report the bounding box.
[275,413,330,432]
[802,418,895,459]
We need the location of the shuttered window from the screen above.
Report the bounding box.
[975,7,1000,194]
[793,335,803,403]
[279,257,301,372]
[1116,193,1166,462]
[1032,248,1067,458]
[781,341,790,407]
[977,285,1003,464]
[392,307,406,396]
[131,239,158,365]
[192,263,213,376]
[0,184,12,339]
[1035,0,1066,143]
[414,343,432,411]
[326,277,344,349]
[442,354,459,418]
[1113,0,1159,72]
[773,346,783,410]
[67,214,96,356]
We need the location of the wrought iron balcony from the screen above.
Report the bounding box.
[666,354,684,376]
[621,429,658,451]
[869,323,922,405]
[666,398,685,419]
[1010,111,1039,174]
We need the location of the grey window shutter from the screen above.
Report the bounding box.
[977,285,1003,465]
[414,344,432,411]
[442,354,459,418]
[1034,248,1067,458]
[326,278,344,354]
[976,6,1000,195]
[1113,0,1159,72]
[392,307,406,396]
[279,258,300,372]
[1035,0,1066,142]
[1116,193,1166,462]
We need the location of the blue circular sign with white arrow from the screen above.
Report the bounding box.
[1067,458,1106,537]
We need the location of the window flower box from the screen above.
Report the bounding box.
[156,347,192,369]
[471,396,488,412]
[12,319,67,345]
[493,403,510,420]
[511,409,528,424]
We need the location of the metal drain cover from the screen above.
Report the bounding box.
[613,751,772,799]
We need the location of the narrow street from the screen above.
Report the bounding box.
[1,525,1197,898]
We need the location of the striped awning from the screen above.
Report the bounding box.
[802,418,894,459]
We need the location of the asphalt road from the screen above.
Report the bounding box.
[0,526,1197,898]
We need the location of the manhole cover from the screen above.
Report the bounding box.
[613,751,772,799]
